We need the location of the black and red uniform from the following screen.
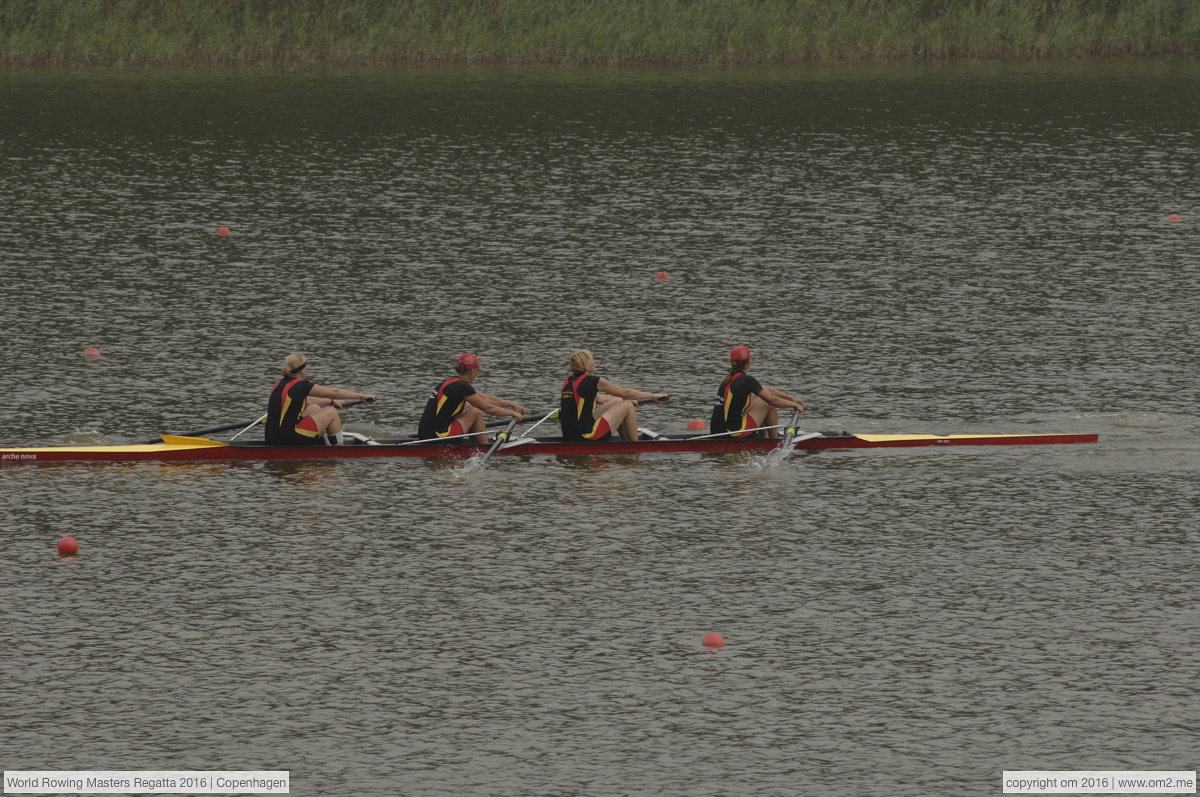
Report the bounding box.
[710,371,764,437]
[418,377,477,439]
[266,377,323,445]
[560,372,613,442]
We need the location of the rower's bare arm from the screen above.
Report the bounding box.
[466,392,523,419]
[596,378,668,403]
[760,387,804,411]
[477,391,527,415]
[308,385,377,405]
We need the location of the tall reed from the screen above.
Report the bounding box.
[2,0,1198,66]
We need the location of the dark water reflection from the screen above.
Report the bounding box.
[1,63,1198,796]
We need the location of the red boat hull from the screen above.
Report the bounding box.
[0,432,1100,463]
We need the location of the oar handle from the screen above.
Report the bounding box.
[635,394,669,406]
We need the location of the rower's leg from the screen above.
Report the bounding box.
[600,400,639,442]
[459,406,487,444]
[746,396,778,439]
[303,405,343,439]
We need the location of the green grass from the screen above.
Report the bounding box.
[2,0,1199,66]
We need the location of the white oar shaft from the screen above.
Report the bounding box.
[518,408,559,438]
[400,430,486,446]
[404,408,555,447]
[230,413,268,440]
[687,423,786,441]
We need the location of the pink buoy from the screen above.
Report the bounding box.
[702,632,725,649]
[216,227,231,236]
[1168,215,1182,221]
[83,347,101,359]
[57,536,79,556]
[655,271,670,280]
[687,419,706,430]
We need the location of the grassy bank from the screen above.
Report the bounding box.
[2,0,1199,66]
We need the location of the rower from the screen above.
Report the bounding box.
[559,350,668,442]
[710,345,804,439]
[417,353,525,444]
[267,354,376,446]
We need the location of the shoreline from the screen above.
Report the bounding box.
[3,0,1198,69]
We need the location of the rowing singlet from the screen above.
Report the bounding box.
[560,372,611,442]
[417,377,477,439]
[710,372,764,437]
[266,378,322,445]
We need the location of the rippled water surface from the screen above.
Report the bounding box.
[2,63,1198,796]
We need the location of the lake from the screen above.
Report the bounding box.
[1,62,1197,796]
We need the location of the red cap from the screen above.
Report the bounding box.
[730,345,753,362]
[456,352,483,369]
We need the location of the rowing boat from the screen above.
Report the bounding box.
[0,430,1099,463]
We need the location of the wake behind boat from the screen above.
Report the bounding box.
[0,429,1099,463]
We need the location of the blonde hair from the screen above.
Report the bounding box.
[569,349,594,374]
[281,353,308,377]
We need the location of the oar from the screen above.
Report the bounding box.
[508,408,559,440]
[398,429,488,446]
[686,423,786,441]
[474,416,523,470]
[229,413,267,441]
[485,410,553,428]
[778,409,804,451]
[477,402,564,467]
[136,419,263,445]
[493,409,561,450]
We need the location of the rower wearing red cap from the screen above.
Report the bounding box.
[560,350,669,442]
[710,345,804,439]
[417,353,526,444]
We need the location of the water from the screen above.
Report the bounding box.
[1,63,1198,796]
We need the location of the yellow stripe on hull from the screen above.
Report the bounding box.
[0,435,228,454]
[852,433,1068,442]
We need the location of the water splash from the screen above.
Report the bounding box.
[451,452,489,476]
[746,443,797,470]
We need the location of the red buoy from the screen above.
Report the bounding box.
[687,419,707,430]
[216,227,231,236]
[655,271,670,280]
[57,536,79,556]
[1168,215,1182,221]
[702,632,725,648]
[83,347,101,359]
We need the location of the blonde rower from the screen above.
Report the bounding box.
[266,354,376,446]
[559,350,668,442]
